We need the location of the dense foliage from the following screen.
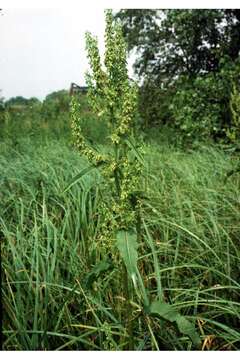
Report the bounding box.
[170,58,240,142]
[116,9,240,81]
[227,82,240,143]
[1,118,240,350]
[116,9,240,144]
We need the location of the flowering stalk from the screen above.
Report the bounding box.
[71,10,143,240]
[71,10,144,348]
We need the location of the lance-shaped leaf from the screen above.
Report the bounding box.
[149,301,201,347]
[62,165,96,193]
[116,231,138,286]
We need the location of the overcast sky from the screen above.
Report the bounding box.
[0,7,135,101]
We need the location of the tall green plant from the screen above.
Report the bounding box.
[70,11,143,347]
[70,10,200,349]
[71,10,142,246]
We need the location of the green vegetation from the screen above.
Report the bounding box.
[116,9,240,144]
[1,9,240,351]
[1,131,240,350]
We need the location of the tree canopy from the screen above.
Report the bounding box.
[116,9,240,84]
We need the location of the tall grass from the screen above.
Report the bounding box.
[1,133,239,350]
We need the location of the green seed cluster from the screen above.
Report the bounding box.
[71,96,107,166]
[71,10,143,248]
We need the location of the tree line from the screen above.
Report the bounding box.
[115,9,240,145]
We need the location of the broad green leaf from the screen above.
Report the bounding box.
[62,165,95,193]
[149,301,201,346]
[116,231,138,285]
[149,301,179,322]
[176,315,201,346]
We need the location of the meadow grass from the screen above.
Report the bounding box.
[1,133,240,350]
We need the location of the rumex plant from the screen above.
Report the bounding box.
[70,11,144,347]
[71,10,143,250]
[69,10,201,350]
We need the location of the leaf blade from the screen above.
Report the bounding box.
[116,231,138,285]
[149,300,201,347]
[62,165,95,193]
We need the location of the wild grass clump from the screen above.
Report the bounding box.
[1,133,240,350]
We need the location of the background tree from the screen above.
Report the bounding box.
[0,90,4,110]
[5,96,30,107]
[41,90,70,120]
[116,9,240,140]
[116,9,240,84]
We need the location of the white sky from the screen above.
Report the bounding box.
[0,8,109,100]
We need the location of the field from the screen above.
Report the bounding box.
[2,8,240,351]
[1,120,240,350]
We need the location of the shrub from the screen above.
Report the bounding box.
[138,80,175,129]
[170,58,240,143]
[41,90,70,121]
[226,82,240,145]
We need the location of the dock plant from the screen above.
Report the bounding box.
[70,10,144,257]
[69,10,201,349]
